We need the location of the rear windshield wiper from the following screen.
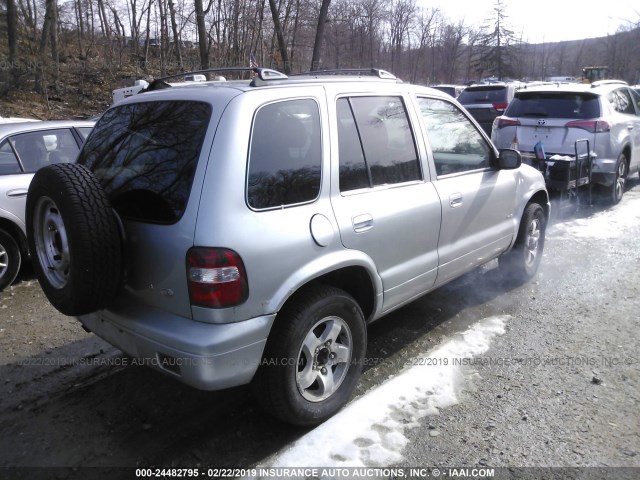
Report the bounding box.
[520,112,548,117]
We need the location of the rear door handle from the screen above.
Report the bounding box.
[449,193,463,208]
[352,214,373,233]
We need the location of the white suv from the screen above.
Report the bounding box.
[492,81,640,203]
[26,68,549,425]
[0,120,94,290]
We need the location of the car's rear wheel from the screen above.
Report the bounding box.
[253,285,366,426]
[26,163,123,316]
[0,229,21,291]
[609,153,627,205]
[499,202,546,284]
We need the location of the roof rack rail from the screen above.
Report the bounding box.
[591,79,628,87]
[141,67,288,92]
[291,68,398,80]
[249,68,289,86]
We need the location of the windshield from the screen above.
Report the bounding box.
[78,101,212,224]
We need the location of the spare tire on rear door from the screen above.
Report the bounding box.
[26,163,123,316]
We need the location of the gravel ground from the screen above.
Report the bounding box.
[398,182,640,473]
[0,181,639,479]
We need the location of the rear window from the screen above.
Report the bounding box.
[458,86,508,104]
[506,92,600,119]
[432,86,456,97]
[78,101,211,224]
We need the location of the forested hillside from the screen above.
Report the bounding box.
[1,0,639,119]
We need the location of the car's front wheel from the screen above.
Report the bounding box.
[253,285,366,426]
[0,229,21,291]
[499,202,546,284]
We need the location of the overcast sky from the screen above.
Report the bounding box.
[416,0,639,43]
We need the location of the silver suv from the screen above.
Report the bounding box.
[0,120,94,290]
[26,69,549,425]
[491,81,640,203]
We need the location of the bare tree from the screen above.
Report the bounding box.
[167,0,183,69]
[439,21,466,83]
[35,0,59,93]
[194,0,209,69]
[6,0,19,84]
[358,0,387,68]
[268,0,290,73]
[408,8,439,83]
[388,0,416,72]
[310,0,331,70]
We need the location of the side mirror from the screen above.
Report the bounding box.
[497,148,522,169]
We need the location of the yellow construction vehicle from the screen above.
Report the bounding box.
[582,66,609,83]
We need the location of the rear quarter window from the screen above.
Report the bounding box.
[506,93,600,119]
[78,101,211,224]
[247,99,322,210]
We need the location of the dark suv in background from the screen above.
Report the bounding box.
[458,82,522,135]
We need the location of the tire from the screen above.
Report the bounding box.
[0,229,21,291]
[608,152,627,205]
[499,202,546,284]
[26,163,123,316]
[253,285,366,426]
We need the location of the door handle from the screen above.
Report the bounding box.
[7,189,28,198]
[352,214,373,233]
[449,193,463,208]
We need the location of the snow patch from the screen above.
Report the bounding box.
[257,315,510,471]
[548,191,640,240]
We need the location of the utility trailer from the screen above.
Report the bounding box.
[521,139,594,214]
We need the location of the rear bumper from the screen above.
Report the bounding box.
[591,158,618,186]
[78,308,275,390]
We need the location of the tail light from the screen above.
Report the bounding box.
[495,117,520,129]
[565,119,610,133]
[492,103,509,112]
[187,247,248,308]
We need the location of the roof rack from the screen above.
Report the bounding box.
[291,68,398,80]
[141,67,288,92]
[591,79,628,87]
[249,68,289,86]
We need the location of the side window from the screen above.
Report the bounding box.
[418,97,492,176]
[10,132,48,172]
[45,129,81,164]
[0,140,22,175]
[77,127,93,141]
[247,99,322,209]
[631,89,640,115]
[608,89,636,115]
[10,129,80,173]
[336,98,369,191]
[337,96,421,192]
